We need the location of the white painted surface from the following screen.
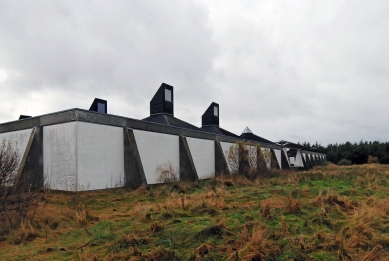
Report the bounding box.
[220,142,236,173]
[77,122,124,190]
[274,149,282,168]
[0,128,33,164]
[245,145,257,169]
[289,157,295,165]
[43,122,77,190]
[302,153,306,161]
[295,151,304,167]
[187,137,215,179]
[134,130,179,184]
[260,147,271,169]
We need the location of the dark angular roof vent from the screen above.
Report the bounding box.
[143,83,201,131]
[200,102,238,138]
[150,83,174,116]
[202,102,219,126]
[89,98,107,114]
[19,115,32,120]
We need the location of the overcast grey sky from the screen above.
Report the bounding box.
[1,0,388,145]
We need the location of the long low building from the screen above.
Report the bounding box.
[0,83,327,191]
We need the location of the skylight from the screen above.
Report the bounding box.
[165,89,172,102]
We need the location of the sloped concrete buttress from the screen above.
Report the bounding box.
[303,153,313,170]
[281,150,290,170]
[215,141,229,176]
[124,128,147,189]
[309,154,316,167]
[301,153,309,170]
[319,156,325,166]
[179,136,198,182]
[14,126,44,191]
[270,149,281,169]
[314,155,320,166]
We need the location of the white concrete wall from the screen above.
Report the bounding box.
[260,148,272,169]
[77,122,124,190]
[43,122,77,190]
[289,157,295,165]
[187,137,215,179]
[133,130,179,184]
[0,128,33,164]
[245,145,257,169]
[220,142,236,173]
[274,149,282,168]
[295,151,304,167]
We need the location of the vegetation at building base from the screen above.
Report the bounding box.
[0,140,41,241]
[0,164,388,260]
[300,141,389,165]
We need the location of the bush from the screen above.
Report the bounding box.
[0,140,20,187]
[157,162,178,183]
[367,155,379,164]
[338,159,352,166]
[0,139,40,236]
[226,141,270,181]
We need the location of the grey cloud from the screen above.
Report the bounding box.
[1,0,389,145]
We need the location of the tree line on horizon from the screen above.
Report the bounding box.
[299,141,389,165]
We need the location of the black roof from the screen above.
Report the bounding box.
[143,113,202,131]
[201,125,239,138]
[240,132,275,144]
[277,140,307,150]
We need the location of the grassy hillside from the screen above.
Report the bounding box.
[1,164,389,260]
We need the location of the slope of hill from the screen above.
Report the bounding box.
[1,164,389,260]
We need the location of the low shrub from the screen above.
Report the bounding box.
[338,159,352,166]
[367,155,379,164]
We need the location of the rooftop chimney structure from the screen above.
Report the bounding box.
[19,115,32,120]
[89,98,107,114]
[150,83,174,116]
[143,83,201,131]
[200,102,238,137]
[202,102,219,127]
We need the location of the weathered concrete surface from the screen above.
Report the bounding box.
[270,149,281,169]
[215,141,229,176]
[133,129,179,184]
[77,122,124,190]
[186,137,215,179]
[281,150,290,170]
[14,127,44,191]
[124,128,147,189]
[43,122,78,191]
[179,136,198,182]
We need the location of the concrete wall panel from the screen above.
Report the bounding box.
[133,130,179,184]
[187,137,215,179]
[246,145,258,169]
[273,149,282,169]
[295,151,304,167]
[220,142,236,173]
[77,122,124,190]
[261,148,271,169]
[43,122,77,190]
[0,128,33,163]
